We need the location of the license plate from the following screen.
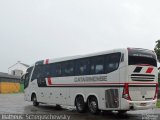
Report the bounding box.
[140,103,147,106]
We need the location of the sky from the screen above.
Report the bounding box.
[0,0,160,72]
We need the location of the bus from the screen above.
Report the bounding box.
[22,48,158,114]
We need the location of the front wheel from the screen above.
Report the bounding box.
[32,94,39,106]
[88,97,99,114]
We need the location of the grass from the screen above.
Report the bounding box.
[19,84,24,93]
[157,99,160,108]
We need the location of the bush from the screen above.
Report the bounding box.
[157,100,160,108]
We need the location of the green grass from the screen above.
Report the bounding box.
[19,84,24,93]
[157,99,160,108]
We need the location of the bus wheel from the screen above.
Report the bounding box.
[88,97,99,114]
[55,104,62,110]
[75,96,86,113]
[32,94,39,106]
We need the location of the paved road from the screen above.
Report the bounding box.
[0,94,159,120]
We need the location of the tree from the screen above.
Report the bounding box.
[154,40,160,62]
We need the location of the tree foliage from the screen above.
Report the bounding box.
[154,40,160,62]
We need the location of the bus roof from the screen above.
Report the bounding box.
[46,48,127,64]
[33,47,154,65]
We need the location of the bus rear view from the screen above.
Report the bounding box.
[122,48,158,110]
[23,48,158,114]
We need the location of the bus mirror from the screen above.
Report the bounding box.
[21,73,28,83]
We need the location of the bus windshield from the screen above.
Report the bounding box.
[128,49,157,67]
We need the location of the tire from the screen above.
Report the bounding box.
[75,96,86,113]
[32,94,39,106]
[88,97,99,114]
[55,104,62,110]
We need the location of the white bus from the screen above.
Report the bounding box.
[23,48,158,114]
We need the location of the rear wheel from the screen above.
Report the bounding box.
[32,94,39,106]
[55,104,62,110]
[88,97,99,114]
[75,96,86,113]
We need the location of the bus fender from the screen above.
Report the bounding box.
[74,93,86,105]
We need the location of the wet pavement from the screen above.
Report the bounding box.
[0,93,160,120]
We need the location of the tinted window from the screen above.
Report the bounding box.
[75,59,90,75]
[48,63,63,77]
[24,74,30,89]
[50,63,56,77]
[128,49,157,67]
[31,65,40,80]
[31,65,50,81]
[105,53,121,73]
[129,56,157,67]
[24,67,33,89]
[55,63,63,77]
[30,53,121,78]
[90,56,104,74]
[27,67,33,78]
[128,49,156,59]
[63,61,74,76]
[37,78,47,87]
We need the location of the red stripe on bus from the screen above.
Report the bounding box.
[47,82,157,86]
[146,67,153,73]
[48,77,52,85]
[45,59,49,64]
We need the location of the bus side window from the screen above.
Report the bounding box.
[75,58,90,76]
[31,65,42,81]
[63,61,74,76]
[90,56,105,74]
[55,63,63,77]
[40,64,50,78]
[50,63,56,77]
[105,53,121,73]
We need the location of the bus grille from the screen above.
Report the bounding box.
[131,74,155,81]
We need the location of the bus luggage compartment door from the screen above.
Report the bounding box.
[105,89,119,108]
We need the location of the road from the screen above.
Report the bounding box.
[0,94,159,120]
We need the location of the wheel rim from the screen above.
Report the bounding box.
[77,102,83,111]
[89,100,97,113]
[33,96,37,102]
[33,96,37,105]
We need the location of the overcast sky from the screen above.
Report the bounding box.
[0,0,160,72]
